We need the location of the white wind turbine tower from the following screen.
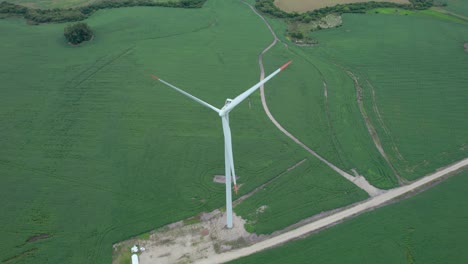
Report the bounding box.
[151,61,292,228]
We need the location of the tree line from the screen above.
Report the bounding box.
[0,0,207,24]
[255,0,434,23]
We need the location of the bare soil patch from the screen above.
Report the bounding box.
[464,42,468,52]
[213,175,240,184]
[113,210,254,264]
[274,0,409,13]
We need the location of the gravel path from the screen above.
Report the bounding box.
[195,158,468,264]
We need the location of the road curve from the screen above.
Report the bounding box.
[195,158,468,264]
[243,2,382,197]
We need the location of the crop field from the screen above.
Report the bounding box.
[0,0,378,263]
[1,0,467,263]
[274,0,409,13]
[256,10,467,184]
[307,13,468,180]
[264,45,399,188]
[368,8,468,24]
[438,0,468,17]
[11,0,176,9]
[232,170,468,264]
[235,158,368,234]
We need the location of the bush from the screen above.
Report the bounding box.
[64,22,93,45]
[0,0,208,24]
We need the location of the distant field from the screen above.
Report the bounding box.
[274,0,409,13]
[232,170,468,264]
[11,0,176,9]
[259,11,467,184]
[438,0,468,17]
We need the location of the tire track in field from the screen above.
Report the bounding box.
[233,159,307,207]
[286,47,350,169]
[141,18,218,42]
[243,1,383,197]
[366,79,405,162]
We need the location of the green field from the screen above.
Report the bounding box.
[256,10,468,183]
[235,158,368,234]
[1,0,467,263]
[232,170,468,264]
[0,1,372,263]
[312,13,467,180]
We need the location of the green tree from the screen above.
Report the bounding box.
[64,22,93,45]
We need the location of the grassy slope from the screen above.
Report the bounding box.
[0,1,366,263]
[232,170,468,264]
[307,13,468,180]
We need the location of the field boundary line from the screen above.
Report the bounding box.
[233,159,307,207]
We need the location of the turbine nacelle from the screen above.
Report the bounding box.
[219,99,233,117]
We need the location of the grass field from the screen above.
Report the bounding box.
[254,9,467,184]
[231,170,468,264]
[235,158,368,234]
[253,28,399,188]
[274,0,409,13]
[307,13,468,180]
[1,0,466,263]
[0,1,374,263]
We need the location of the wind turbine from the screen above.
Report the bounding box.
[151,61,292,228]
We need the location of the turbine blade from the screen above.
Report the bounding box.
[221,61,292,114]
[151,75,220,113]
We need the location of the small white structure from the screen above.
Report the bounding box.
[131,245,139,264]
[131,254,139,264]
[131,245,138,253]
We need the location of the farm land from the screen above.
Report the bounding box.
[0,0,466,263]
[231,169,468,264]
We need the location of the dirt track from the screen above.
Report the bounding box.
[244,2,382,197]
[195,158,468,264]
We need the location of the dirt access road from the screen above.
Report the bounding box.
[195,158,468,264]
[244,2,382,197]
